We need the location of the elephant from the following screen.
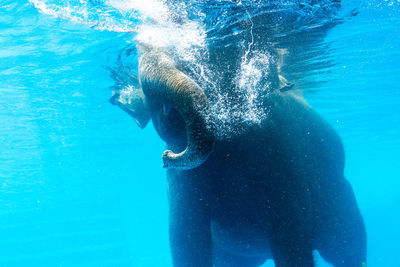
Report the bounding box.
[110,46,367,267]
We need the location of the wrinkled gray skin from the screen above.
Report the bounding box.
[111,47,366,266]
[111,47,214,170]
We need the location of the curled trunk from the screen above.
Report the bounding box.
[139,48,214,170]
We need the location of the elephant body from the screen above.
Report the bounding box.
[111,46,366,266]
[164,91,366,267]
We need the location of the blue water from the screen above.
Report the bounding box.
[0,0,399,266]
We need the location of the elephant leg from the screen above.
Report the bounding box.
[317,218,366,267]
[167,169,212,267]
[259,181,315,266]
[213,246,268,267]
[267,194,315,267]
[269,230,315,267]
[316,179,367,267]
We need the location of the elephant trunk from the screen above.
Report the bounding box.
[139,50,214,170]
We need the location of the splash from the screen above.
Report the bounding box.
[30,0,343,138]
[107,0,170,23]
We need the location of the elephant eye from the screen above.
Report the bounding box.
[162,104,171,115]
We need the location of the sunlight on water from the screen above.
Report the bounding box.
[29,0,139,32]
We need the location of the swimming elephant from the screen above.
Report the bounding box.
[110,47,367,267]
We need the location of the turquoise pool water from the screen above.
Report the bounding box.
[0,0,399,266]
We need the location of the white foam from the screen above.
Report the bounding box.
[135,21,206,59]
[30,0,276,137]
[29,0,206,61]
[106,0,170,23]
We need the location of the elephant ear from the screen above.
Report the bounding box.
[139,49,215,170]
[109,88,151,129]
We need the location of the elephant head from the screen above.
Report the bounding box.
[111,47,214,170]
[139,48,215,170]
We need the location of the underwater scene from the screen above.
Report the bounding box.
[0,0,399,266]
